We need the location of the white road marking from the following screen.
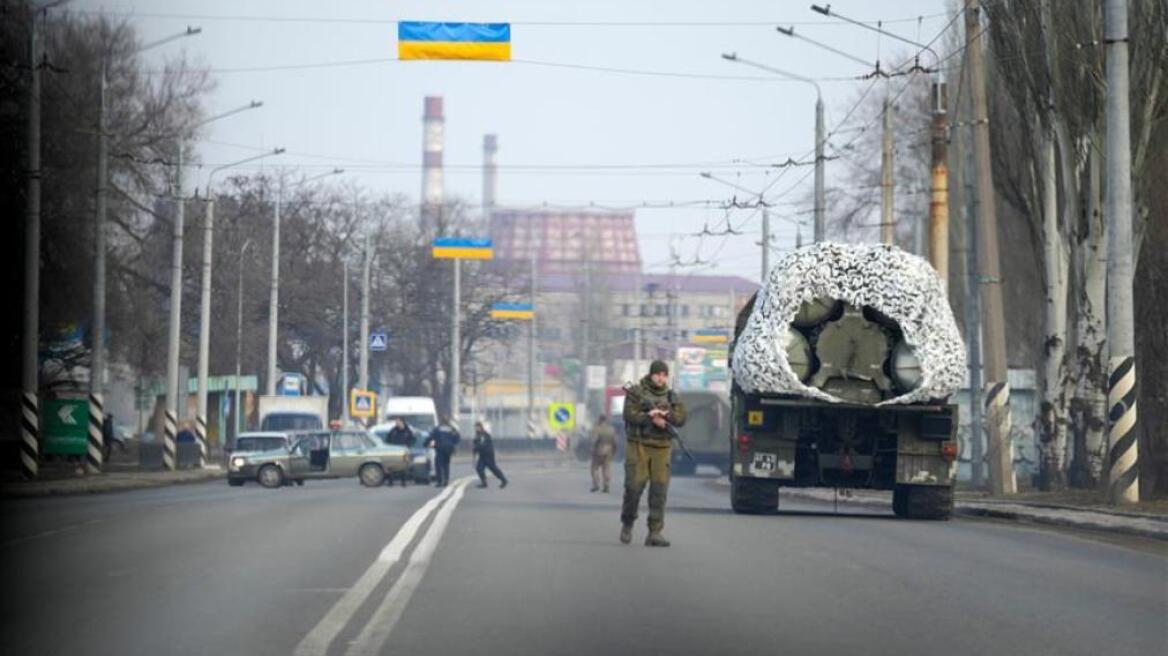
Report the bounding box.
[293,482,460,656]
[343,479,471,656]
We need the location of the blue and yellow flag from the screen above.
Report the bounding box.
[490,302,534,320]
[432,237,494,260]
[398,21,511,61]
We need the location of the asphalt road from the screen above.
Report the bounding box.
[2,458,1165,656]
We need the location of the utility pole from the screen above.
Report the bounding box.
[163,140,185,472]
[881,97,896,245]
[359,233,371,392]
[21,8,42,480]
[451,257,461,424]
[267,181,282,396]
[966,1,1016,495]
[342,260,350,425]
[761,208,771,279]
[234,239,254,439]
[814,95,826,242]
[582,229,593,412]
[88,60,109,475]
[1103,0,1138,504]
[527,214,537,438]
[928,80,950,290]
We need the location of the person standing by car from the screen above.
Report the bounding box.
[427,416,460,487]
[472,421,508,489]
[590,415,617,493]
[384,417,416,447]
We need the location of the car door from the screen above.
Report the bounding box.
[286,437,313,478]
[330,432,366,477]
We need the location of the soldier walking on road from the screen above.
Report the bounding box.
[620,360,686,547]
[427,416,460,487]
[590,415,617,493]
[473,421,508,488]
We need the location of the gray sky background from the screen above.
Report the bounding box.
[75,0,950,282]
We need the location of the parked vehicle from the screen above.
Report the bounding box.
[227,429,411,489]
[256,395,329,432]
[368,422,432,484]
[227,432,294,486]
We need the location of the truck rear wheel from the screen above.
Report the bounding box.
[892,484,953,520]
[730,475,779,514]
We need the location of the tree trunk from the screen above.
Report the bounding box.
[1069,145,1108,488]
[1037,131,1070,490]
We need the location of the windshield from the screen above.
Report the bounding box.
[261,414,323,432]
[395,414,435,432]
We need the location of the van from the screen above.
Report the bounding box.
[381,397,439,433]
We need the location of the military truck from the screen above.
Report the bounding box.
[728,243,965,519]
[671,390,731,476]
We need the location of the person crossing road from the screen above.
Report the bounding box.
[472,421,508,489]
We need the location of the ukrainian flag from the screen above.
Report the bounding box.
[491,303,534,320]
[693,329,729,344]
[432,237,494,260]
[398,21,511,61]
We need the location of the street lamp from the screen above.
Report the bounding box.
[194,146,284,467]
[163,100,264,471]
[268,168,345,396]
[721,52,826,243]
[90,25,200,474]
[234,238,255,442]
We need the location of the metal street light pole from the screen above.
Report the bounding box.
[163,100,264,471]
[267,168,343,396]
[195,146,283,468]
[342,260,350,425]
[234,239,254,442]
[359,232,372,393]
[91,26,200,475]
[722,52,826,242]
[21,7,43,480]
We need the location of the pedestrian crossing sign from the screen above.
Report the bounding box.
[369,332,388,351]
[350,389,377,419]
[548,402,575,430]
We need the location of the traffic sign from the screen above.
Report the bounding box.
[586,365,607,390]
[369,332,388,351]
[44,397,88,456]
[350,389,377,419]
[548,402,575,430]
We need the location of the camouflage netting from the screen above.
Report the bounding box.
[731,242,966,405]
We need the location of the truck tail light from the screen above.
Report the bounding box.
[940,441,958,463]
[737,434,752,453]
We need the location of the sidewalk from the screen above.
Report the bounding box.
[775,486,1168,541]
[0,464,224,499]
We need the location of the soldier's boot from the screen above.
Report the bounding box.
[644,531,671,547]
[619,523,633,545]
[590,485,599,493]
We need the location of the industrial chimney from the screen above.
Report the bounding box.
[421,96,444,228]
[482,134,498,220]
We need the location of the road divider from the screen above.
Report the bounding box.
[293,479,469,656]
[344,479,470,656]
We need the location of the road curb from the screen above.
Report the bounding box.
[0,468,225,499]
[755,485,1168,542]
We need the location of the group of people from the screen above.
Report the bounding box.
[381,415,508,489]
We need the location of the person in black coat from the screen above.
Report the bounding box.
[472,421,508,489]
[384,417,416,447]
[426,416,461,487]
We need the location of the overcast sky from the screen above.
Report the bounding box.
[74,0,950,282]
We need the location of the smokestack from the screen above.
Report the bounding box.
[482,134,498,220]
[421,96,444,228]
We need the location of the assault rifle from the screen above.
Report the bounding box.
[621,382,695,462]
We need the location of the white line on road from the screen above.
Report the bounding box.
[293,481,461,656]
[343,479,471,656]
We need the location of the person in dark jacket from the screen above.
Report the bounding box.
[384,417,417,447]
[426,416,461,487]
[472,421,508,489]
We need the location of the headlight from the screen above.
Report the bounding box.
[230,456,247,469]
[891,340,923,391]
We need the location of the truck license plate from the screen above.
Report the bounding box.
[752,452,777,473]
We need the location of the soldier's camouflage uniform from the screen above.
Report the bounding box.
[621,375,687,532]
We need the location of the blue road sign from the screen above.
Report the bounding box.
[370,332,388,351]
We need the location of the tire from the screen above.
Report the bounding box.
[295,479,305,487]
[228,479,245,487]
[673,459,698,477]
[359,463,386,488]
[893,484,953,520]
[730,474,779,514]
[257,464,284,489]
